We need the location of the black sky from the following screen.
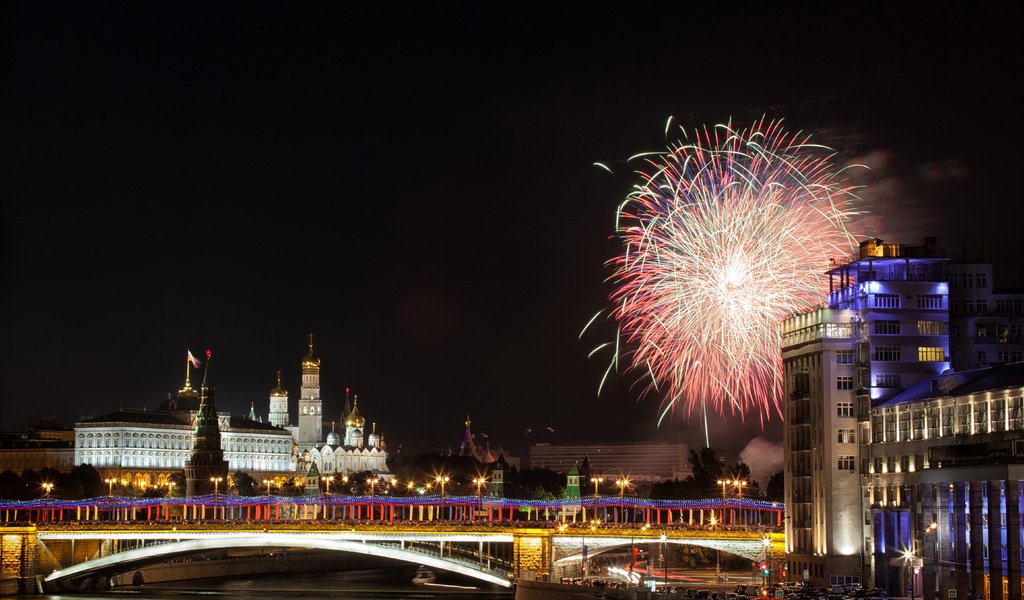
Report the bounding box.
[3,4,1021,467]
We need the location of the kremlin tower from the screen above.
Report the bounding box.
[184,351,229,497]
[297,334,323,446]
[268,370,289,428]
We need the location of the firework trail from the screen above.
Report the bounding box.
[598,118,861,429]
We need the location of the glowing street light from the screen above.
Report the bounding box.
[366,476,379,499]
[166,482,176,497]
[321,475,335,497]
[104,477,117,498]
[435,474,450,499]
[262,479,273,496]
[41,482,54,498]
[590,476,603,497]
[210,476,223,498]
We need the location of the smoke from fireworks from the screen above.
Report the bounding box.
[600,118,861,427]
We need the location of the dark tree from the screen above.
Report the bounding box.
[231,471,257,496]
[766,470,784,501]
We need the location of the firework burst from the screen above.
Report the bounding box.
[603,118,861,427]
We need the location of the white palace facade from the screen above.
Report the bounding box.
[73,336,390,486]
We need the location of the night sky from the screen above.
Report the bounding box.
[3,4,1020,480]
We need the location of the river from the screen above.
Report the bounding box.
[15,566,514,600]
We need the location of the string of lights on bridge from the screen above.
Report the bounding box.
[0,495,782,512]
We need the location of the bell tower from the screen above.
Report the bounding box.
[268,370,289,428]
[297,334,323,445]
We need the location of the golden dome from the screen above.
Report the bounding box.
[270,370,288,396]
[344,396,365,428]
[301,334,320,368]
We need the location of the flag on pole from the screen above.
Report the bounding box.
[188,350,202,369]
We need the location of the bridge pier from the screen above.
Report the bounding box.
[513,531,551,582]
[0,526,39,595]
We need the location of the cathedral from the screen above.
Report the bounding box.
[282,336,390,478]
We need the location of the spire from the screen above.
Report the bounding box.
[178,349,199,398]
[270,370,287,396]
[201,349,213,389]
[249,401,257,421]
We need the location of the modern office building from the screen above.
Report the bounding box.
[528,442,689,481]
[782,237,1024,596]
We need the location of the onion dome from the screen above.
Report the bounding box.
[344,395,365,428]
[302,334,320,368]
[270,370,287,396]
[326,421,341,447]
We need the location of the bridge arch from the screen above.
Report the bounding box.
[44,534,512,590]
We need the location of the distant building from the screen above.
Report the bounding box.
[453,415,521,470]
[0,418,75,473]
[528,442,689,481]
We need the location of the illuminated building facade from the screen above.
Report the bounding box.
[783,237,1024,595]
[0,418,75,473]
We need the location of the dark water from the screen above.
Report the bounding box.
[18,566,514,599]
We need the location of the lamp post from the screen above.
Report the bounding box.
[615,478,630,523]
[210,476,223,499]
[473,476,487,519]
[166,482,176,497]
[262,479,272,496]
[105,477,116,498]
[41,482,53,498]
[321,475,334,497]
[590,476,603,497]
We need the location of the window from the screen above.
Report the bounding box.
[838,402,854,417]
[996,298,1022,314]
[1014,351,1023,363]
[942,405,955,436]
[1010,397,1023,429]
[918,320,943,335]
[948,273,958,288]
[978,351,988,365]
[874,320,901,334]
[963,273,975,288]
[963,299,975,314]
[836,350,855,364]
[977,273,988,288]
[875,373,901,388]
[918,294,943,309]
[998,351,1011,363]
[837,428,855,443]
[977,325,990,338]
[825,323,852,337]
[873,346,902,361]
[918,347,945,361]
[837,456,855,470]
[837,376,854,390]
[874,293,900,308]
[977,299,988,313]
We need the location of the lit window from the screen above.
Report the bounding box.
[838,402,854,417]
[836,350,855,364]
[918,347,945,362]
[837,456,855,470]
[917,320,943,335]
[917,294,943,309]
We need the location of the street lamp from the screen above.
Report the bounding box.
[615,478,631,523]
[210,476,223,498]
[41,482,54,498]
[262,479,272,496]
[321,475,334,497]
[473,476,487,519]
[166,482,176,497]
[590,476,603,497]
[104,477,116,498]
[925,521,938,598]
[435,474,450,499]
